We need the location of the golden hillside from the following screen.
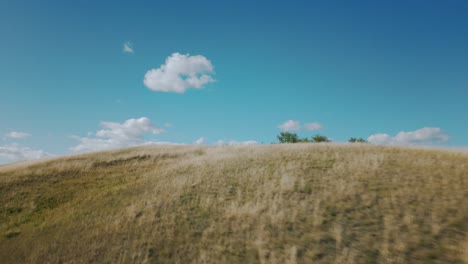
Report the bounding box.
[0,144,467,263]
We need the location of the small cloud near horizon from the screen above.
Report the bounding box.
[70,117,165,152]
[194,137,207,145]
[304,122,323,131]
[367,127,449,145]
[0,143,52,163]
[278,120,301,131]
[215,140,258,146]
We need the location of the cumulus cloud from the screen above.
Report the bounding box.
[123,41,134,53]
[278,120,301,131]
[304,123,323,131]
[215,140,258,146]
[367,127,449,145]
[5,131,31,139]
[194,137,207,145]
[0,143,51,163]
[70,117,165,152]
[144,52,215,93]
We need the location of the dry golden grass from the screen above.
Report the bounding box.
[0,144,467,263]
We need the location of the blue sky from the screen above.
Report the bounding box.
[1,0,467,163]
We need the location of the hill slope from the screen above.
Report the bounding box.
[0,144,467,263]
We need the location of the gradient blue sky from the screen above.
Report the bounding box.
[1,0,467,163]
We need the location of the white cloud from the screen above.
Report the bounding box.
[278,120,301,131]
[304,122,323,131]
[144,52,215,93]
[143,141,185,146]
[0,143,51,162]
[70,117,165,152]
[164,123,173,128]
[367,127,449,145]
[5,131,31,139]
[215,140,258,146]
[194,137,207,145]
[123,42,134,53]
[367,133,392,145]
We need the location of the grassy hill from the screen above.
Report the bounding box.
[0,144,467,263]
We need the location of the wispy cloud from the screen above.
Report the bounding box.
[70,117,164,152]
[215,140,258,146]
[367,127,449,145]
[278,120,323,132]
[304,122,323,131]
[4,131,31,139]
[123,41,134,53]
[144,52,215,93]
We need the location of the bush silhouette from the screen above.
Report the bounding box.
[349,137,367,143]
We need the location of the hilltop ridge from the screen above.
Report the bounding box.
[0,144,467,263]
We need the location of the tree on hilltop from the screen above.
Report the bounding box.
[277,132,300,143]
[311,134,330,143]
[277,132,331,143]
[349,137,367,143]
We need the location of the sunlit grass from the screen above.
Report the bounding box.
[0,144,467,263]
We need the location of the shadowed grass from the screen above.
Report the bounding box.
[0,144,467,263]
